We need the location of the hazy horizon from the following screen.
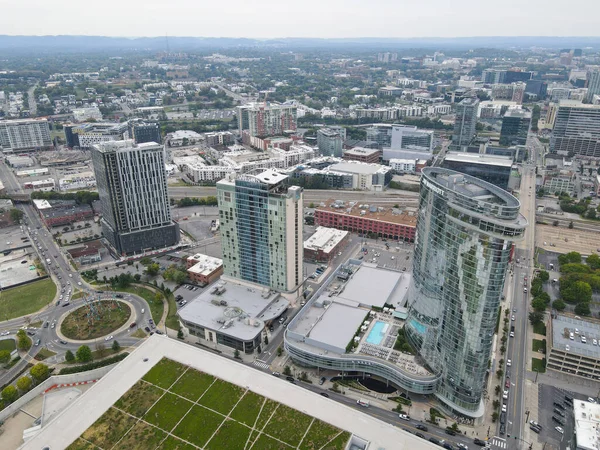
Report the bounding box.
[2,0,599,39]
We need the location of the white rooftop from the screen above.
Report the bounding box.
[444,152,513,168]
[187,253,223,276]
[304,226,348,254]
[574,400,600,450]
[330,161,391,175]
[20,336,435,450]
[337,265,404,308]
[32,199,52,210]
[253,170,288,185]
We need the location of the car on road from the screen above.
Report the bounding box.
[509,331,514,338]
[104,335,113,341]
[505,377,510,388]
[34,339,40,346]
[399,414,410,421]
[445,428,456,436]
[26,330,36,336]
[501,404,507,413]
[77,282,82,286]
[588,397,597,403]
[555,426,564,434]
[145,327,151,332]
[415,424,428,431]
[457,444,468,450]
[506,359,511,367]
[60,340,67,345]
[443,443,454,450]
[511,315,515,321]
[319,377,326,385]
[51,323,55,329]
[503,390,509,400]
[554,408,566,417]
[473,439,486,446]
[416,432,425,439]
[286,376,295,383]
[552,416,565,425]
[320,392,329,398]
[0,331,9,336]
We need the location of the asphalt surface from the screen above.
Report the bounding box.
[0,168,152,386]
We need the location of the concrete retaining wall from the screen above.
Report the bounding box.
[0,363,117,422]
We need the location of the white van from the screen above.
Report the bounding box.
[357,399,370,407]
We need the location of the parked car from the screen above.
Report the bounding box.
[320,392,329,398]
[473,439,486,446]
[399,414,410,421]
[416,424,428,432]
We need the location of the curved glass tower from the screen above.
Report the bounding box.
[405,168,526,418]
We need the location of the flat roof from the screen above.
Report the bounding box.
[177,279,289,341]
[304,226,348,254]
[316,199,417,228]
[329,161,390,175]
[574,400,600,450]
[21,336,434,450]
[552,315,600,359]
[187,253,223,276]
[32,199,52,210]
[444,151,513,168]
[337,265,403,308]
[343,147,381,156]
[253,170,288,185]
[310,302,369,353]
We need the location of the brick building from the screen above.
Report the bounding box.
[303,227,349,262]
[342,147,381,164]
[67,240,103,265]
[186,253,223,285]
[315,200,417,241]
[33,199,94,228]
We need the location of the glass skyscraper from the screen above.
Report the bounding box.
[405,168,526,418]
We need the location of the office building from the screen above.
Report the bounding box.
[500,109,531,146]
[0,119,52,153]
[65,122,128,149]
[72,107,102,122]
[317,127,343,157]
[504,70,533,84]
[366,124,393,148]
[441,152,513,190]
[451,98,479,150]
[343,147,381,164]
[551,101,600,157]
[92,140,179,256]
[525,80,548,99]
[390,125,434,152]
[405,168,526,419]
[325,162,392,191]
[217,170,303,293]
[127,119,161,144]
[238,103,297,138]
[586,70,600,103]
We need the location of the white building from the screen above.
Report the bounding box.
[23,178,55,191]
[327,161,392,191]
[167,130,203,147]
[72,106,103,122]
[59,171,97,191]
[574,400,600,450]
[389,159,417,173]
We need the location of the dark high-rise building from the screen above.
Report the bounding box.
[127,119,161,144]
[405,168,526,418]
[525,80,548,99]
[500,110,531,147]
[504,70,533,84]
[441,152,513,190]
[451,98,479,150]
[92,140,179,256]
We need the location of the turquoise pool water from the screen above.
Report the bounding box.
[366,321,386,345]
[409,319,427,335]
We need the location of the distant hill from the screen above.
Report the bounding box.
[1,35,600,54]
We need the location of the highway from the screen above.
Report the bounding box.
[0,166,151,385]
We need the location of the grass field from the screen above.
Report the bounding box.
[120,285,164,324]
[532,358,546,373]
[533,322,547,336]
[69,357,350,450]
[532,339,546,353]
[61,301,131,340]
[166,293,179,330]
[0,339,16,352]
[34,348,57,361]
[0,279,57,320]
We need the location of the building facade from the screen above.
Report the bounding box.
[241,103,297,138]
[499,110,531,147]
[317,128,343,157]
[343,147,381,164]
[390,125,434,152]
[405,168,526,419]
[451,98,479,150]
[0,119,52,152]
[217,171,303,293]
[127,119,161,145]
[586,70,600,103]
[441,152,513,190]
[186,253,224,285]
[551,101,600,157]
[92,140,179,255]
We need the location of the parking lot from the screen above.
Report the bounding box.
[536,385,579,450]
[537,224,600,256]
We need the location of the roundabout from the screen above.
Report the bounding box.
[60,300,133,341]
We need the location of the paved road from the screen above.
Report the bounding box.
[27,84,37,116]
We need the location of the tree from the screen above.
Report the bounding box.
[133,274,141,282]
[9,208,24,223]
[234,348,240,359]
[587,254,600,270]
[76,345,93,363]
[146,263,160,276]
[575,302,592,316]
[283,366,292,376]
[112,340,121,352]
[562,280,592,304]
[30,363,50,383]
[532,297,548,312]
[95,343,108,358]
[568,221,574,229]
[309,202,315,208]
[496,369,504,380]
[0,350,11,365]
[495,385,501,396]
[1,385,18,404]
[491,412,499,423]
[277,347,283,357]
[264,335,269,345]
[17,376,32,392]
[538,270,550,282]
[529,311,544,325]
[552,299,566,311]
[16,330,31,351]
[65,350,75,362]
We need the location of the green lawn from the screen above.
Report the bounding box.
[230,391,267,427]
[166,293,180,330]
[532,358,546,373]
[114,380,164,418]
[158,435,198,450]
[114,421,167,450]
[120,285,165,324]
[264,404,313,447]
[0,339,16,352]
[145,392,193,431]
[532,339,546,353]
[142,358,187,389]
[0,279,57,320]
[533,322,547,336]
[60,301,131,340]
[206,419,251,450]
[170,368,215,402]
[80,408,137,449]
[300,420,344,450]
[199,379,244,415]
[172,405,224,448]
[34,348,57,361]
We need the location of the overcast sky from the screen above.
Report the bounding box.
[1,0,599,38]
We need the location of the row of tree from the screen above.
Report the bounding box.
[1,363,50,407]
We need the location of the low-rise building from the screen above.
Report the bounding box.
[544,174,576,195]
[23,178,55,191]
[326,161,392,191]
[166,130,203,147]
[16,168,49,177]
[186,253,224,285]
[304,227,349,262]
[315,200,416,241]
[205,131,235,147]
[343,147,381,164]
[33,199,94,227]
[389,159,417,173]
[5,155,34,168]
[67,240,103,265]
[58,171,96,191]
[72,106,103,122]
[573,400,600,450]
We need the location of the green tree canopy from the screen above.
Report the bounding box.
[30,363,50,383]
[538,270,550,282]
[529,311,544,325]
[16,376,32,392]
[9,208,24,223]
[1,385,18,404]
[587,254,600,270]
[145,263,160,276]
[575,302,592,316]
[0,350,11,365]
[561,280,593,304]
[552,299,566,311]
[558,251,582,267]
[65,350,75,363]
[76,345,93,363]
[531,297,547,312]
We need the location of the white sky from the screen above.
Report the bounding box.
[1,0,599,38]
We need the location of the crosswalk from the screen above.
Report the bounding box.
[489,437,507,449]
[253,360,270,370]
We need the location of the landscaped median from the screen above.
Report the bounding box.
[0,278,57,320]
